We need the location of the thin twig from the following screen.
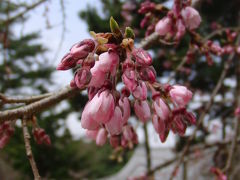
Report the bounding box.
[143,123,151,172]
[22,117,41,180]
[222,44,240,173]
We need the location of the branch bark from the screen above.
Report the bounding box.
[22,117,41,180]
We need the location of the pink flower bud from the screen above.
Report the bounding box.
[181,6,201,30]
[89,61,107,87]
[105,106,124,135]
[82,90,115,125]
[152,97,170,121]
[123,125,134,141]
[134,100,151,123]
[169,85,192,107]
[155,17,172,36]
[96,128,107,146]
[122,69,138,92]
[139,66,156,83]
[132,48,152,66]
[70,39,95,59]
[119,97,131,124]
[97,50,119,76]
[159,129,169,143]
[81,102,100,130]
[152,114,166,134]
[57,53,76,70]
[74,68,92,89]
[86,129,98,140]
[132,81,147,100]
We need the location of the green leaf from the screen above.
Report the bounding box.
[109,16,122,40]
[124,27,135,39]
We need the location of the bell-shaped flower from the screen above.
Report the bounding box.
[119,97,131,124]
[105,106,124,135]
[155,17,172,36]
[97,50,119,76]
[132,48,152,66]
[169,85,192,107]
[132,81,148,100]
[89,61,107,87]
[96,128,108,146]
[152,97,170,121]
[181,6,201,30]
[122,69,138,92]
[134,100,151,123]
[74,68,92,89]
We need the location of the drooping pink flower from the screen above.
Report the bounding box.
[81,102,100,130]
[87,90,115,124]
[152,114,166,134]
[236,46,240,55]
[134,100,151,123]
[122,69,138,92]
[88,61,107,87]
[96,128,108,146]
[96,50,119,75]
[139,66,156,83]
[74,68,92,89]
[119,97,131,124]
[132,81,147,100]
[132,48,152,66]
[181,6,201,30]
[109,136,120,148]
[152,97,170,121]
[105,106,124,135]
[155,17,172,36]
[86,129,98,140]
[169,85,192,107]
[70,39,95,60]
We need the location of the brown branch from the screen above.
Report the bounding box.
[0,93,52,105]
[2,0,48,24]
[0,86,79,122]
[169,51,236,180]
[22,117,41,180]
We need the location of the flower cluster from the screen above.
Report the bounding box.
[0,121,15,148]
[57,17,195,148]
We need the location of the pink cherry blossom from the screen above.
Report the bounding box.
[96,128,108,146]
[105,106,124,135]
[134,100,151,123]
[97,50,119,75]
[74,68,92,89]
[88,61,107,87]
[169,85,192,107]
[122,69,138,92]
[132,48,152,66]
[132,81,147,100]
[70,39,95,59]
[155,17,172,36]
[86,130,98,140]
[181,6,201,30]
[119,97,131,124]
[152,97,170,120]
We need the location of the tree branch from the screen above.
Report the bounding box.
[0,86,79,122]
[22,117,41,180]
